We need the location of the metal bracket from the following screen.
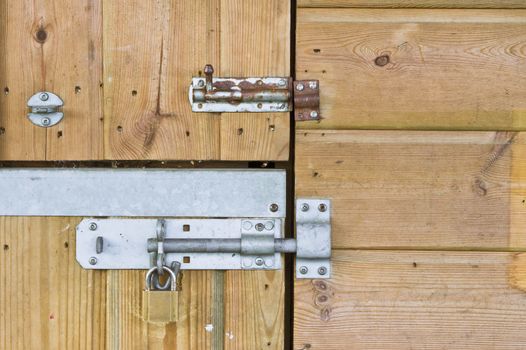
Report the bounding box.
[296,199,331,278]
[188,64,320,121]
[27,91,64,127]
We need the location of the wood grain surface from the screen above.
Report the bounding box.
[294,250,526,350]
[0,217,106,350]
[0,0,103,160]
[296,9,526,130]
[298,0,526,8]
[296,130,526,249]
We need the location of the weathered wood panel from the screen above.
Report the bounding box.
[296,9,526,130]
[298,0,526,8]
[0,217,105,350]
[104,0,220,160]
[105,0,290,161]
[0,0,103,160]
[220,0,290,161]
[295,250,526,350]
[224,269,285,350]
[296,130,526,249]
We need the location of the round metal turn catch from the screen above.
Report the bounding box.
[27,91,64,128]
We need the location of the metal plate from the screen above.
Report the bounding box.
[295,198,331,279]
[189,77,292,113]
[77,218,282,270]
[0,168,286,217]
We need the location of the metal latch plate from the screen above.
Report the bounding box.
[296,198,331,279]
[189,76,292,113]
[77,218,282,270]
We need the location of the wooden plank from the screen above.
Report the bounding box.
[0,217,105,350]
[220,1,289,348]
[106,270,220,350]
[298,0,526,8]
[220,0,290,160]
[296,130,526,249]
[224,269,285,350]
[0,0,103,160]
[294,250,526,350]
[296,9,526,130]
[104,0,220,160]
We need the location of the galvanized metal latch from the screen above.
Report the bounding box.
[76,199,331,279]
[188,64,321,121]
[27,91,64,127]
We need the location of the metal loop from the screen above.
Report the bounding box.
[145,266,176,291]
[155,219,166,275]
[152,261,182,291]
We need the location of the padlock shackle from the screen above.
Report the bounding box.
[145,266,177,291]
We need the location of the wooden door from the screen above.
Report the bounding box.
[294,2,526,349]
[1,1,289,349]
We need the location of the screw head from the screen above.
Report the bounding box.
[242,221,253,230]
[308,81,318,89]
[264,221,274,230]
[279,103,286,109]
[310,111,318,119]
[296,83,304,91]
[278,79,287,87]
[301,203,309,212]
[89,257,98,265]
[255,223,264,232]
[197,80,205,87]
[89,222,97,231]
[318,266,327,275]
[255,257,264,266]
[318,203,327,212]
[299,266,308,274]
[269,203,279,212]
[39,92,49,101]
[41,117,51,126]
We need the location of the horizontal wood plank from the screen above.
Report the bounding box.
[294,250,526,350]
[296,9,526,130]
[296,130,526,249]
[298,0,526,8]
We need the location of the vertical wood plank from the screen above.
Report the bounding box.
[0,1,47,160]
[0,217,106,350]
[224,269,285,350]
[104,0,220,160]
[220,0,290,160]
[45,0,103,160]
[0,0,103,160]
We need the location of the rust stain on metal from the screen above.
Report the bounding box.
[294,80,320,121]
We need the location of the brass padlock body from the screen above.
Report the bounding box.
[142,289,179,323]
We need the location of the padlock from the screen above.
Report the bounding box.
[142,266,179,323]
